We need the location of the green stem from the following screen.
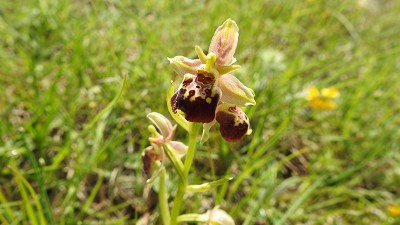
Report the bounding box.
[159,167,170,225]
[184,123,201,176]
[170,181,185,225]
[170,123,201,225]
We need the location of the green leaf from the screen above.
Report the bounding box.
[187,177,233,193]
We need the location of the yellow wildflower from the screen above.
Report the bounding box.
[388,205,400,217]
[305,86,339,110]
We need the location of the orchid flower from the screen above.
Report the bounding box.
[169,19,256,142]
[142,112,188,179]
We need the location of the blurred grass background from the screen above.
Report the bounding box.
[1,0,400,224]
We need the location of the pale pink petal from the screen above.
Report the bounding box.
[209,19,239,66]
[218,74,256,106]
[169,141,188,158]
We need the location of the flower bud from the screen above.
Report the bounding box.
[142,146,162,178]
[147,112,173,139]
[207,208,235,225]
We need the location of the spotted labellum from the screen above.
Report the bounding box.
[169,19,256,142]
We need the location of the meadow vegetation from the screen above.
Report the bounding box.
[0,0,399,224]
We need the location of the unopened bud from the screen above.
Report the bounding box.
[207,208,235,225]
[147,112,173,139]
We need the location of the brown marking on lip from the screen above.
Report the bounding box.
[171,74,220,123]
[216,106,249,142]
[197,71,215,85]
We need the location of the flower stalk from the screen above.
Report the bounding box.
[159,167,170,225]
[170,123,201,225]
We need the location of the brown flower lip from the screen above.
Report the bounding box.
[171,74,220,123]
[216,105,249,142]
